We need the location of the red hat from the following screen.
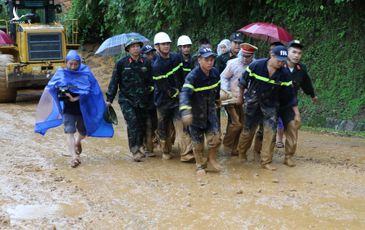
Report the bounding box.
[240,43,258,54]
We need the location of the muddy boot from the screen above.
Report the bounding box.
[208,148,222,172]
[162,153,172,160]
[145,151,156,157]
[196,166,206,176]
[262,163,277,171]
[254,151,260,163]
[193,143,207,174]
[239,152,248,163]
[231,150,239,157]
[180,153,195,162]
[138,147,147,158]
[160,140,172,160]
[133,151,144,162]
[284,155,296,167]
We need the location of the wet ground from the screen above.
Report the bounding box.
[1,50,365,229]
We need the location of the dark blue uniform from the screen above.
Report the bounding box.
[180,65,221,169]
[179,52,193,78]
[152,53,183,110]
[288,63,316,98]
[237,58,296,165]
[152,52,184,157]
[180,66,221,142]
[239,58,297,130]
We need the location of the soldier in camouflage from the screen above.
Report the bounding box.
[106,38,153,162]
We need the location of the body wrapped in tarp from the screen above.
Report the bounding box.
[34,50,114,138]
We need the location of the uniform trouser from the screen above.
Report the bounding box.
[237,103,277,165]
[156,106,192,156]
[145,107,158,152]
[285,120,298,157]
[120,100,147,154]
[254,109,299,158]
[253,123,264,155]
[217,106,221,131]
[223,104,244,154]
[279,108,299,158]
[168,119,176,145]
[189,125,221,169]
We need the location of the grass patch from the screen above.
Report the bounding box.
[301,126,365,138]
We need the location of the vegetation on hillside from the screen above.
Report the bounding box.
[66,0,365,127]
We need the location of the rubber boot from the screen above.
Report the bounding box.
[133,151,144,162]
[160,140,172,160]
[284,155,296,167]
[193,143,207,175]
[237,128,256,163]
[179,132,195,162]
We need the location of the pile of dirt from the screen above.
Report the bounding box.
[55,0,72,10]
[79,44,115,91]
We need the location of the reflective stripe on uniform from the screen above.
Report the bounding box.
[171,90,179,98]
[183,84,194,90]
[246,67,292,86]
[179,105,192,111]
[183,68,191,72]
[183,80,220,92]
[153,63,183,80]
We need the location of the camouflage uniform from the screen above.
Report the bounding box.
[106,55,152,155]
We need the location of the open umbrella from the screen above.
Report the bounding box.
[0,30,13,45]
[95,32,149,56]
[238,22,293,44]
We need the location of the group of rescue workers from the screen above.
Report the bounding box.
[103,31,317,175]
[36,29,317,173]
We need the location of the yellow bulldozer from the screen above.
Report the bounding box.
[0,0,79,102]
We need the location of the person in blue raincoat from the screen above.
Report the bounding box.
[35,50,114,168]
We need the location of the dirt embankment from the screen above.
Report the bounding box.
[55,0,72,11]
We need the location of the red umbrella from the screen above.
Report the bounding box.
[238,22,293,44]
[0,30,13,45]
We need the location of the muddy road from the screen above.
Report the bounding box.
[1,49,365,229]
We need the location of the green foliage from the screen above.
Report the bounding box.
[68,0,365,126]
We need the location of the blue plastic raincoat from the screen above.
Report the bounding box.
[34,50,114,137]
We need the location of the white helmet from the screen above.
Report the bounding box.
[154,32,172,45]
[177,35,192,46]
